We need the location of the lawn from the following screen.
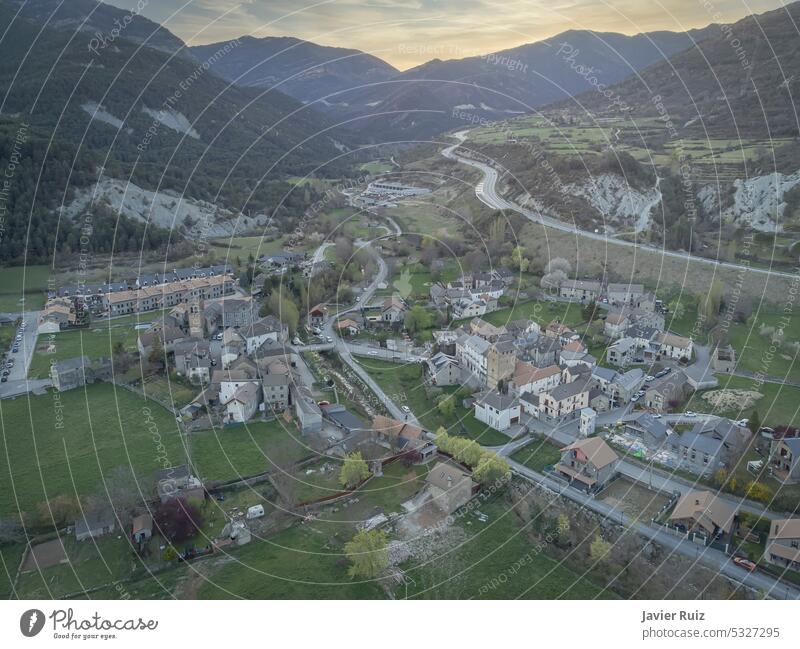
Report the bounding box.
[694,374,800,428]
[727,312,800,384]
[28,322,141,379]
[191,420,314,484]
[480,298,585,329]
[0,265,50,312]
[13,535,134,599]
[401,498,611,599]
[510,439,563,472]
[355,358,509,445]
[0,383,184,518]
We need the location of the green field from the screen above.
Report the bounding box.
[401,499,611,599]
[28,322,141,379]
[694,375,800,428]
[0,383,184,517]
[479,298,585,329]
[208,234,296,261]
[510,439,563,472]
[355,358,509,445]
[0,265,51,312]
[191,420,314,484]
[727,312,800,384]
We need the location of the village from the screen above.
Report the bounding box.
[0,217,797,601]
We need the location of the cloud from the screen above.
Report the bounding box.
[104,0,790,68]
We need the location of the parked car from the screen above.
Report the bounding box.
[733,557,757,572]
[645,375,655,382]
[684,411,696,418]
[401,405,411,413]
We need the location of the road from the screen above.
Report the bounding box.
[442,132,799,282]
[0,311,50,399]
[508,458,800,599]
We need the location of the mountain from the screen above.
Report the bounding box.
[5,0,188,55]
[191,36,399,104]
[567,2,800,137]
[0,5,351,264]
[291,27,716,139]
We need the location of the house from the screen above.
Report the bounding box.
[668,490,736,539]
[555,437,619,491]
[38,300,73,333]
[452,296,493,319]
[558,348,596,369]
[425,461,476,514]
[607,283,644,306]
[261,374,290,411]
[242,316,286,353]
[769,437,800,484]
[607,337,636,367]
[173,340,213,384]
[545,320,576,342]
[336,318,361,336]
[381,296,407,323]
[579,407,597,437]
[591,366,617,395]
[260,251,305,270]
[474,391,520,432]
[559,279,601,301]
[644,370,689,412]
[522,336,561,367]
[220,328,246,367]
[223,383,261,423]
[50,356,112,392]
[765,519,800,572]
[307,304,328,329]
[711,344,737,373]
[455,333,491,385]
[603,312,629,339]
[519,392,541,418]
[137,325,186,357]
[423,352,461,386]
[131,514,153,543]
[671,418,751,476]
[540,378,592,420]
[657,332,693,360]
[293,385,323,433]
[155,465,204,503]
[203,296,254,332]
[469,317,505,341]
[625,413,673,448]
[372,415,425,451]
[74,510,115,541]
[215,368,259,404]
[321,404,367,434]
[510,361,561,397]
[610,368,645,404]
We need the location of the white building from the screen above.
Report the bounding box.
[474,391,520,432]
[579,407,597,437]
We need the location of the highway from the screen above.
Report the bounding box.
[442,131,799,281]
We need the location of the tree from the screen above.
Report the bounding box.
[344,528,388,579]
[555,514,571,546]
[265,292,300,335]
[404,305,432,335]
[589,535,612,563]
[748,409,761,434]
[745,480,772,503]
[437,394,456,419]
[148,335,165,368]
[699,279,723,323]
[713,468,729,487]
[582,300,599,323]
[545,257,572,275]
[154,497,203,543]
[339,452,370,489]
[37,495,80,528]
[334,236,354,264]
[473,454,510,485]
[453,438,484,467]
[510,246,530,272]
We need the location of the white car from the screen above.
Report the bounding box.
[630,395,640,402]
[652,413,662,419]
[684,411,697,418]
[326,336,333,343]
[736,419,749,427]
[644,375,655,382]
[401,405,411,413]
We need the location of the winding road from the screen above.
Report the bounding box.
[442,131,799,281]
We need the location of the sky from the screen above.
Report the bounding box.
[106,0,791,69]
